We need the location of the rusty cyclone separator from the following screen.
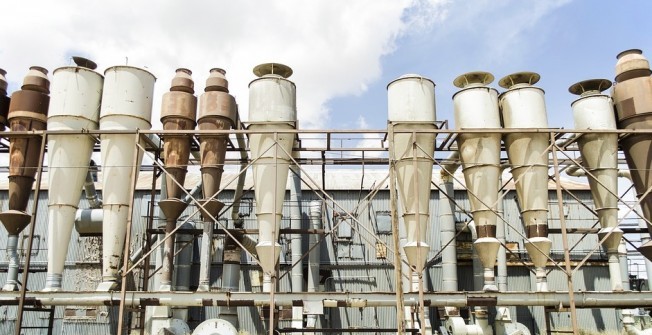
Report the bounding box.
[196,68,236,292]
[570,78,623,291]
[44,57,103,292]
[387,74,436,275]
[499,72,552,292]
[612,49,652,261]
[158,68,197,291]
[453,71,502,293]
[97,66,155,292]
[0,67,50,292]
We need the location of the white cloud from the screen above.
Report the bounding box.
[0,0,449,130]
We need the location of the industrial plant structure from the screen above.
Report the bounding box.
[0,49,651,335]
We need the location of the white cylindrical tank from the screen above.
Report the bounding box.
[570,78,623,291]
[499,72,551,292]
[97,66,155,291]
[192,318,238,335]
[248,63,297,278]
[452,71,501,292]
[44,58,103,291]
[387,74,436,273]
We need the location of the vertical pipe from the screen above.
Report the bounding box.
[172,222,194,322]
[440,162,459,293]
[496,167,508,292]
[289,163,304,329]
[389,123,406,335]
[219,237,241,329]
[306,200,323,329]
[2,236,19,291]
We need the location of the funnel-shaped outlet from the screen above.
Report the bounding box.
[160,69,197,199]
[524,236,552,291]
[198,68,236,198]
[0,69,9,130]
[249,63,297,276]
[97,66,155,291]
[387,74,436,273]
[499,72,551,287]
[45,63,103,291]
[6,66,50,213]
[612,50,652,259]
[453,72,502,290]
[571,79,621,252]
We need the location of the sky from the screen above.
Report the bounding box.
[2,0,651,133]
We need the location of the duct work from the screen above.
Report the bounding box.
[0,66,50,291]
[453,71,502,293]
[196,68,235,292]
[158,68,197,292]
[499,72,552,292]
[570,78,624,291]
[612,49,652,261]
[44,57,103,292]
[248,63,297,288]
[97,66,155,291]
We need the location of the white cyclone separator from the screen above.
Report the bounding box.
[248,66,297,276]
[571,79,623,291]
[44,65,103,291]
[387,74,436,273]
[453,71,502,292]
[499,72,551,292]
[97,66,155,291]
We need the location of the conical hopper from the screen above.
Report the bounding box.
[452,71,502,292]
[612,49,652,261]
[387,74,436,273]
[97,66,155,291]
[196,68,235,292]
[44,58,103,291]
[248,63,296,276]
[499,72,551,291]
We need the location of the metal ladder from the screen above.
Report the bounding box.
[18,306,55,335]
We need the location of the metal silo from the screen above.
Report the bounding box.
[43,57,103,291]
[97,66,155,291]
[499,72,551,292]
[453,71,502,292]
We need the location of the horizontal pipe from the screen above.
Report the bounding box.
[4,291,652,308]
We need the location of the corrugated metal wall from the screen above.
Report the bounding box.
[0,185,627,334]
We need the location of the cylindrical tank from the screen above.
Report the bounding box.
[570,78,623,291]
[0,69,9,130]
[97,66,155,291]
[196,68,235,292]
[612,49,652,260]
[192,318,238,335]
[387,74,436,273]
[499,72,551,292]
[452,71,502,292]
[248,63,296,278]
[44,58,103,291]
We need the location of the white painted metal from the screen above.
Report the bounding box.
[453,71,501,292]
[387,74,436,273]
[499,72,551,292]
[571,79,623,291]
[97,66,155,291]
[248,64,297,278]
[44,65,103,291]
[192,318,238,335]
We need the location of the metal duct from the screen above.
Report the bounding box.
[387,74,436,273]
[0,66,49,291]
[439,155,460,293]
[219,236,242,329]
[248,63,297,279]
[499,72,551,292]
[197,68,235,292]
[289,163,304,329]
[0,69,9,130]
[83,161,102,209]
[306,200,323,329]
[43,58,103,292]
[570,78,623,291]
[612,49,652,260]
[97,66,155,291]
[159,68,197,291]
[453,71,502,292]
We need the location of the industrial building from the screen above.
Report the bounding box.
[0,50,651,335]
